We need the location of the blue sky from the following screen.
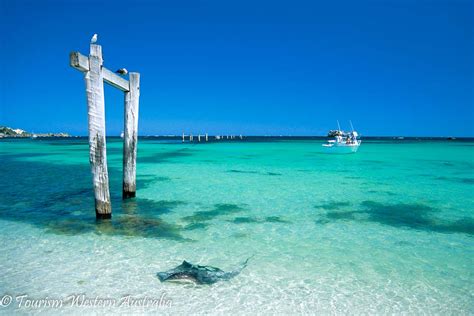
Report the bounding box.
[1,0,473,136]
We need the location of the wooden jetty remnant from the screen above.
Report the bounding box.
[123,72,140,199]
[70,35,141,219]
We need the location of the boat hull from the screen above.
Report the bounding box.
[322,141,361,154]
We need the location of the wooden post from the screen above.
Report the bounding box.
[71,39,140,216]
[123,73,140,199]
[84,44,111,219]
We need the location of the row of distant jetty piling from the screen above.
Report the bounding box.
[181,134,243,142]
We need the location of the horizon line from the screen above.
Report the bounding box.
[42,134,474,139]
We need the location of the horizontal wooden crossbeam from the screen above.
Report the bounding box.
[69,52,130,92]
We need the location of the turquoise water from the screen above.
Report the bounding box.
[0,138,473,314]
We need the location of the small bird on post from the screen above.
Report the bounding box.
[115,68,128,76]
[91,33,98,44]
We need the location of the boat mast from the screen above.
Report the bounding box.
[337,120,341,132]
[349,120,354,132]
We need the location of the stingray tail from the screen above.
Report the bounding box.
[232,255,255,276]
[240,254,254,270]
[221,255,254,280]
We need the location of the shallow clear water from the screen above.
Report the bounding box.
[0,138,473,314]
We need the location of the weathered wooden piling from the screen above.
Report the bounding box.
[70,37,140,219]
[84,44,111,219]
[123,73,140,198]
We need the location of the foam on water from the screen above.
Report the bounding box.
[0,139,473,314]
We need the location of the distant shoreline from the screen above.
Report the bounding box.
[1,126,472,141]
[0,126,70,139]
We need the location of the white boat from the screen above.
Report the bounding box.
[120,131,124,139]
[322,121,361,154]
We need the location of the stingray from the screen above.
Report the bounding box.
[157,257,252,285]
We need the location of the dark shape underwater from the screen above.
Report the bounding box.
[157,257,252,285]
